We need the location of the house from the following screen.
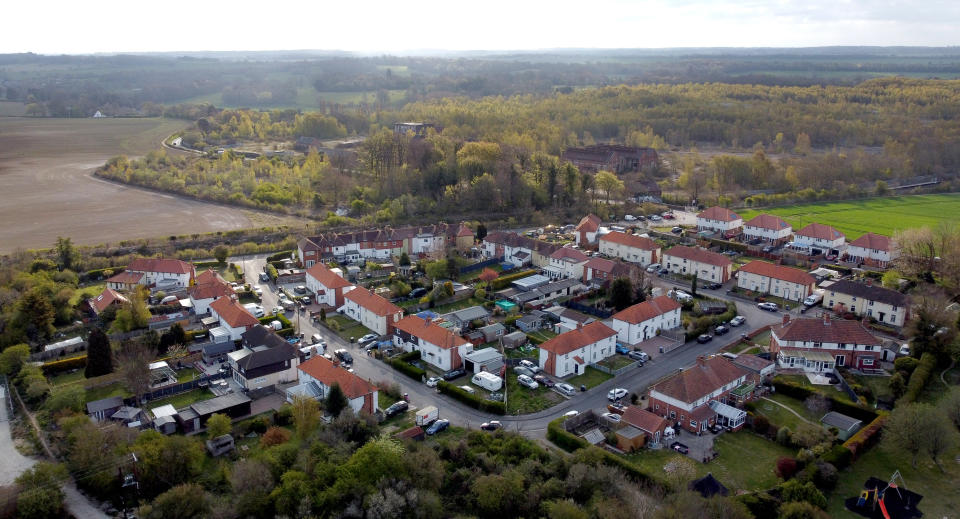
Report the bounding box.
[598,232,660,266]
[820,411,863,441]
[582,257,637,286]
[339,287,403,336]
[442,306,489,330]
[696,207,743,237]
[480,322,506,342]
[743,214,792,244]
[574,214,603,246]
[546,247,590,280]
[662,246,732,282]
[306,263,355,308]
[561,145,658,174]
[622,406,669,445]
[792,223,846,256]
[822,279,910,327]
[736,261,816,303]
[455,223,475,251]
[88,288,129,316]
[462,348,505,375]
[177,393,253,433]
[846,233,899,268]
[188,270,235,315]
[481,231,560,267]
[227,326,300,389]
[393,315,474,372]
[297,223,463,267]
[126,258,196,288]
[552,307,596,334]
[209,297,260,340]
[770,314,883,372]
[648,355,750,433]
[539,321,618,377]
[105,271,143,291]
[86,396,124,422]
[611,296,682,345]
[516,313,545,332]
[731,355,776,384]
[295,356,378,414]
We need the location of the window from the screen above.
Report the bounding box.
[863,358,874,366]
[838,343,846,349]
[690,420,698,429]
[655,404,660,411]
[669,411,676,419]
[869,301,874,306]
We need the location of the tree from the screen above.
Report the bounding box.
[116,340,155,405]
[214,245,229,264]
[55,236,78,271]
[906,296,956,360]
[691,273,698,297]
[0,344,30,376]
[594,170,624,205]
[920,408,956,472]
[545,499,589,519]
[608,277,634,311]
[84,328,113,378]
[476,223,488,241]
[779,501,830,519]
[291,394,321,440]
[779,479,826,509]
[15,462,68,519]
[205,413,232,438]
[158,323,186,357]
[113,287,151,333]
[140,483,211,519]
[775,457,799,480]
[794,132,812,155]
[888,372,907,400]
[17,288,55,340]
[881,270,902,289]
[326,382,349,417]
[943,387,960,430]
[884,403,928,468]
[398,252,411,267]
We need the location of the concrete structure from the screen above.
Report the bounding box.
[339,287,403,336]
[393,315,474,371]
[662,246,732,282]
[126,258,196,288]
[793,223,846,256]
[696,207,743,237]
[846,233,898,268]
[598,231,660,266]
[743,214,792,244]
[770,314,882,372]
[611,296,682,345]
[305,263,355,308]
[295,356,378,415]
[209,296,260,340]
[539,322,617,377]
[648,356,749,433]
[822,279,910,327]
[736,261,816,303]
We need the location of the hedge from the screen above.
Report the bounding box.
[898,352,937,405]
[388,356,426,381]
[490,270,538,290]
[437,381,505,414]
[83,267,123,281]
[396,350,421,363]
[546,417,661,486]
[685,301,736,341]
[772,378,878,423]
[822,444,853,470]
[41,355,88,375]
[266,250,294,262]
[193,260,222,269]
[259,314,292,328]
[842,413,887,460]
[276,327,296,338]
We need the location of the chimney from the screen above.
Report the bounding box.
[823,313,831,326]
[696,355,707,368]
[577,322,584,330]
[782,313,790,326]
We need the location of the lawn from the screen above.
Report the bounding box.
[176,368,200,383]
[428,297,488,315]
[596,355,636,370]
[847,373,894,402]
[566,367,614,389]
[69,282,106,306]
[323,315,375,343]
[625,431,795,492]
[737,193,960,240]
[723,340,755,354]
[143,388,212,411]
[526,330,558,343]
[82,382,131,403]
[48,369,86,387]
[776,374,860,405]
[753,394,819,431]
[504,373,562,415]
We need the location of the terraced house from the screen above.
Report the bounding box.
[662,246,732,282]
[598,231,660,266]
[297,223,472,266]
[736,261,816,303]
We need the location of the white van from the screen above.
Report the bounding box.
[471,372,503,391]
[311,333,323,345]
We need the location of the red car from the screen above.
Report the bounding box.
[662,213,675,220]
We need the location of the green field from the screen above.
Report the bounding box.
[738,194,960,239]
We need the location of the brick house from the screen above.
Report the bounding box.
[546,247,590,280]
[622,406,669,444]
[189,270,235,315]
[736,261,816,303]
[611,295,682,345]
[228,326,300,390]
[88,288,129,316]
[770,313,882,372]
[598,231,660,266]
[648,356,749,433]
[662,246,732,282]
[393,315,474,372]
[209,296,260,341]
[574,214,602,246]
[539,321,617,377]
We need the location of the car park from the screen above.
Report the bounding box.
[607,387,628,401]
[480,421,502,431]
[442,368,466,381]
[730,315,746,326]
[714,325,729,336]
[517,374,539,389]
[384,401,409,418]
[757,302,779,311]
[425,376,442,387]
[671,441,689,454]
[697,334,713,343]
[514,366,534,378]
[601,412,622,423]
[533,374,555,387]
[425,419,450,435]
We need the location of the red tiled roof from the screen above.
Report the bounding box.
[576,214,602,232]
[773,315,881,345]
[600,231,659,251]
[456,223,474,237]
[194,269,226,286]
[106,271,143,284]
[584,257,617,273]
[663,246,732,268]
[344,287,401,317]
[795,223,845,241]
[697,206,741,222]
[848,232,891,252]
[128,258,195,275]
[622,407,668,434]
[738,261,815,286]
[90,288,128,313]
[209,296,259,328]
[306,263,353,290]
[189,281,234,301]
[550,247,589,262]
[612,296,681,324]
[394,316,471,350]
[651,356,746,405]
[540,321,617,356]
[298,356,377,399]
[744,214,790,231]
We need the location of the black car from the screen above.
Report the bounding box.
[533,374,555,388]
[384,401,409,418]
[714,325,729,336]
[697,334,713,343]
[442,368,466,381]
[706,282,723,290]
[335,349,353,364]
[410,287,428,298]
[671,442,690,454]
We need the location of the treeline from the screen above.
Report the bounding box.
[177,109,350,149]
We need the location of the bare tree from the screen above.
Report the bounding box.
[115,340,156,405]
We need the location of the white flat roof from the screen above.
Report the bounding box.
[151,404,178,418]
[148,361,170,371]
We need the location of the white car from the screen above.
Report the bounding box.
[519,359,541,374]
[624,214,637,221]
[730,315,746,327]
[426,376,442,388]
[517,374,539,389]
[671,290,693,302]
[607,387,628,401]
[253,286,263,297]
[458,385,475,394]
[563,410,579,418]
[646,263,661,273]
[757,302,779,311]
[601,412,622,423]
[649,215,663,221]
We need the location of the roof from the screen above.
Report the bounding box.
[189,277,234,301]
[575,214,602,233]
[848,232,892,252]
[90,288,128,313]
[731,354,775,373]
[599,231,659,251]
[613,296,681,324]
[482,231,561,256]
[189,393,252,417]
[394,315,471,349]
[463,348,503,363]
[616,425,645,440]
[744,213,790,231]
[298,356,378,399]
[209,297,260,328]
[583,256,616,273]
[128,258,195,275]
[343,287,401,317]
[151,404,178,419]
[456,223,474,237]
[697,206,741,222]
[86,396,123,414]
[651,356,746,405]
[241,325,290,349]
[821,411,862,430]
[558,307,595,324]
[773,315,881,345]
[194,269,227,286]
[689,473,729,498]
[111,406,142,421]
[306,263,353,290]
[738,261,815,286]
[105,271,143,284]
[550,247,589,262]
[827,279,909,307]
[202,341,235,356]
[663,246,732,268]
[622,407,668,434]
[539,321,617,356]
[795,223,845,241]
[446,305,490,323]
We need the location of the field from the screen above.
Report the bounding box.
[0,117,296,253]
[738,194,960,239]
[179,87,408,111]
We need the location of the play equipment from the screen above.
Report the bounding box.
[846,470,923,519]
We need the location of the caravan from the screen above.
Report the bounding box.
[471,372,503,391]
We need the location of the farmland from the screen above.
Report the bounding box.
[737,194,960,239]
[0,117,297,253]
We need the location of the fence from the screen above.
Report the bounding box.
[592,360,640,376]
[459,257,502,275]
[562,300,612,319]
[135,371,229,407]
[832,368,861,403]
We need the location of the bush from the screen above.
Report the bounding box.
[736,492,780,519]
[776,457,799,479]
[893,356,919,377]
[779,479,827,509]
[751,414,771,435]
[773,378,878,423]
[266,250,293,262]
[776,426,792,446]
[259,313,291,328]
[822,444,853,470]
[260,427,291,447]
[387,358,426,381]
[40,355,87,375]
[273,404,293,427]
[842,413,887,459]
[437,381,505,414]
[898,352,937,405]
[547,417,589,452]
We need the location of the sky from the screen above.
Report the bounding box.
[4,0,960,54]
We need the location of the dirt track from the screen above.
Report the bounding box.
[0,117,292,253]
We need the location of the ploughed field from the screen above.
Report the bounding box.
[0,117,279,252]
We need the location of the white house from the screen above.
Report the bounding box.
[743,214,792,244]
[189,270,235,315]
[736,261,816,303]
[295,356,378,415]
[306,263,355,308]
[662,246,732,282]
[598,231,660,266]
[822,279,910,327]
[393,315,474,372]
[574,214,602,246]
[846,233,898,268]
[546,247,590,280]
[338,287,402,336]
[611,296,682,345]
[696,207,743,236]
[792,223,846,256]
[126,258,196,288]
[539,321,617,377]
[209,296,260,340]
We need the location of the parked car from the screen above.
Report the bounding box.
[409,287,428,298]
[259,272,270,282]
[458,385,475,394]
[253,286,263,297]
[607,403,627,415]
[624,214,637,221]
[563,410,579,418]
[425,376,442,387]
[649,215,662,221]
[384,401,409,418]
[705,282,723,290]
[533,374,555,387]
[730,315,746,327]
[697,334,713,343]
[629,350,650,362]
[517,374,539,389]
[480,421,502,431]
[555,383,576,397]
[671,290,693,302]
[671,441,689,454]
[272,305,284,315]
[615,344,631,355]
[300,296,312,305]
[762,245,774,253]
[607,387,628,401]
[646,263,662,273]
[658,267,670,275]
[425,419,450,435]
[334,349,353,364]
[519,359,541,373]
[601,412,622,423]
[757,302,779,312]
[663,212,675,220]
[311,333,323,344]
[442,368,466,381]
[294,285,307,294]
[714,325,729,336]
[359,333,378,343]
[514,366,534,378]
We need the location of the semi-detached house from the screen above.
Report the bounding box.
[574,214,602,246]
[696,207,743,237]
[546,247,590,280]
[793,223,846,256]
[822,279,910,327]
[611,296,682,345]
[339,286,402,336]
[295,356,378,415]
[846,233,898,268]
[189,270,235,315]
[209,296,260,341]
[648,356,749,433]
[662,246,732,282]
[598,231,660,266]
[539,321,617,377]
[736,261,816,303]
[742,214,792,244]
[771,314,882,372]
[305,263,355,309]
[393,315,474,372]
[126,258,196,288]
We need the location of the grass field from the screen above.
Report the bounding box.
[738,194,960,239]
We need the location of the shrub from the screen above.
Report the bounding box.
[898,352,937,405]
[776,426,792,446]
[736,492,780,519]
[752,414,771,436]
[259,313,291,328]
[437,381,505,414]
[775,457,799,480]
[273,404,293,427]
[40,355,87,376]
[893,356,919,377]
[547,417,589,452]
[779,479,827,509]
[260,427,291,447]
[491,270,538,290]
[842,413,887,459]
[822,444,853,470]
[243,416,269,435]
[266,250,293,262]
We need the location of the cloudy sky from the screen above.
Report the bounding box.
[4,0,959,54]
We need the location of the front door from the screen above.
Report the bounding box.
[574,363,580,374]
[835,355,845,367]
